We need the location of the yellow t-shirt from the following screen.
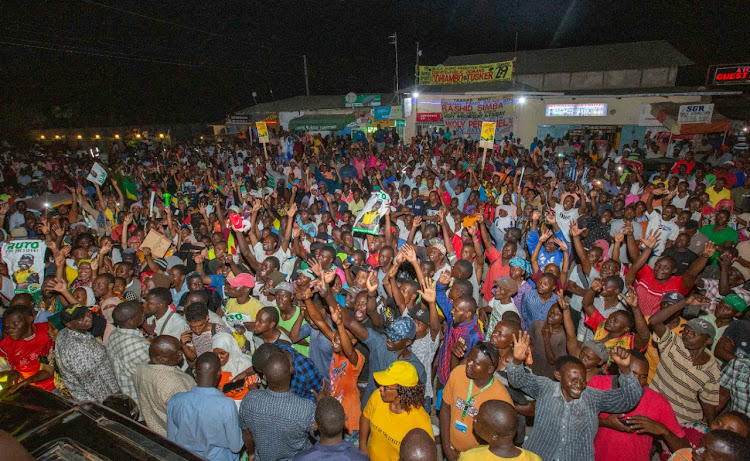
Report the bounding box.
[225,297,264,321]
[442,365,513,453]
[706,186,730,207]
[458,446,542,461]
[363,390,433,461]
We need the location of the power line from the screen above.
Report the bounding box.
[77,0,305,58]
[0,37,295,75]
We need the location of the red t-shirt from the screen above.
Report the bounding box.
[0,323,55,391]
[589,375,685,461]
[634,265,689,316]
[482,247,511,302]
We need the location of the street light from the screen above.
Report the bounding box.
[136,134,141,139]
[95,134,100,139]
[518,96,527,104]
[159,133,165,139]
[114,134,120,139]
[54,135,60,139]
[76,135,82,139]
[40,135,45,140]
[413,92,420,98]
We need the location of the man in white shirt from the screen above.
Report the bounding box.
[143,287,189,340]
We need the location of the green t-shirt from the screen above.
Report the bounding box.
[699,224,739,262]
[274,305,309,356]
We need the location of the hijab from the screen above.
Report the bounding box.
[211,332,253,378]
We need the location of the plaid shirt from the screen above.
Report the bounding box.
[106,327,150,404]
[275,341,323,401]
[720,357,750,415]
[701,278,750,315]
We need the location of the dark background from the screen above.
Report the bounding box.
[0,0,747,130]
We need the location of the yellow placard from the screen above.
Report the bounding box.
[256,121,269,142]
[419,60,513,85]
[480,122,496,144]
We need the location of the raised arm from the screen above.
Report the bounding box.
[569,221,591,274]
[620,288,650,351]
[280,202,297,253]
[682,242,715,290]
[558,290,582,357]
[330,304,359,365]
[624,230,660,286]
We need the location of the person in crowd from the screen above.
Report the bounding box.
[211,332,256,403]
[507,332,643,461]
[167,352,243,461]
[0,305,55,392]
[458,400,541,461]
[360,361,433,461]
[133,336,195,437]
[106,300,149,404]
[399,428,438,461]
[440,341,513,460]
[142,287,189,340]
[292,396,368,461]
[239,350,316,461]
[55,303,120,402]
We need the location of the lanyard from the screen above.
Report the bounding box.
[462,377,494,419]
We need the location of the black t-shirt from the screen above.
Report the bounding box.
[661,247,698,276]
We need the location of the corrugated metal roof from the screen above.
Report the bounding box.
[442,40,693,74]
[236,93,398,116]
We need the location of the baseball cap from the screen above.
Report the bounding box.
[494,277,519,295]
[351,265,373,276]
[407,306,430,325]
[426,238,446,256]
[228,272,255,288]
[310,242,328,252]
[270,281,293,294]
[685,318,716,340]
[385,316,417,342]
[661,292,685,305]
[373,361,419,387]
[721,293,748,313]
[582,340,609,362]
[267,271,286,286]
[59,304,89,324]
[298,268,316,280]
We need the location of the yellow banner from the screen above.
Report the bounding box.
[419,61,513,85]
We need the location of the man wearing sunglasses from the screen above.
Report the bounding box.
[440,341,513,461]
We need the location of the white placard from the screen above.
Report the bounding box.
[86,162,108,186]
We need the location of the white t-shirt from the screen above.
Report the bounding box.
[253,242,293,277]
[147,310,189,340]
[553,203,580,238]
[645,210,679,265]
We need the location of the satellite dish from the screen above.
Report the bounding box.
[345,92,357,104]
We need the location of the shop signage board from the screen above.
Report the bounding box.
[344,93,382,107]
[545,103,607,117]
[227,115,251,125]
[373,106,404,120]
[440,96,514,139]
[416,113,442,122]
[677,104,714,124]
[712,65,750,85]
[418,60,513,85]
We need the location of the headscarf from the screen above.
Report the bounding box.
[211,332,253,379]
[509,257,532,276]
[75,286,96,306]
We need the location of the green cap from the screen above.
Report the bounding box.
[722,293,747,313]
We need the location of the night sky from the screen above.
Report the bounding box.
[0,1,746,129]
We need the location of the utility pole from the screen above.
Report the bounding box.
[415,41,421,87]
[303,55,310,96]
[389,32,399,101]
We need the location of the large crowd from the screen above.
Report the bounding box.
[0,126,748,461]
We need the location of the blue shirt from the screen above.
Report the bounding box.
[520,289,559,331]
[405,198,426,216]
[293,441,369,461]
[526,229,569,269]
[166,386,243,461]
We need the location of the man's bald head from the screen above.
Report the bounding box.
[264,352,291,390]
[474,400,517,445]
[398,428,436,461]
[149,335,183,366]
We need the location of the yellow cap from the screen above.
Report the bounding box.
[373,361,419,387]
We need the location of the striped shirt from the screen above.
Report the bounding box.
[650,330,720,425]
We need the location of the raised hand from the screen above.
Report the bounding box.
[701,241,717,259]
[512,331,531,362]
[623,221,634,236]
[642,230,661,249]
[590,278,603,293]
[311,381,329,402]
[610,346,631,369]
[570,221,585,237]
[555,289,569,310]
[613,231,624,244]
[52,278,69,294]
[545,211,557,226]
[402,244,417,263]
[123,213,133,226]
[438,270,451,286]
[686,294,710,306]
[532,210,542,222]
[553,237,568,252]
[539,229,553,242]
[619,286,639,308]
[365,271,379,294]
[412,216,422,229]
[418,280,436,304]
[330,304,343,326]
[451,339,468,359]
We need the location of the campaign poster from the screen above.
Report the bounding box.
[479,121,497,149]
[1,239,47,295]
[256,122,269,143]
[353,191,391,235]
[87,162,108,186]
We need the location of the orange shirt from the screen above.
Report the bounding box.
[330,350,365,432]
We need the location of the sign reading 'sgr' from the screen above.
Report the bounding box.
[677,104,714,124]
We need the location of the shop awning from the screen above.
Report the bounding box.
[288,113,355,131]
[649,102,732,135]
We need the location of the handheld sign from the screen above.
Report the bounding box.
[256,122,269,143]
[479,121,496,149]
[87,162,108,186]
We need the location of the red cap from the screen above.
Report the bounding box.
[228,273,255,288]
